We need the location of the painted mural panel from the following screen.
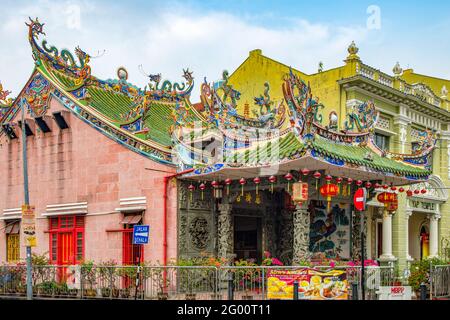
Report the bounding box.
[308,200,350,260]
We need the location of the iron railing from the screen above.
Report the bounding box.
[0,265,397,300]
[430,265,450,299]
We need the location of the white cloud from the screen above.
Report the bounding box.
[0,0,372,102]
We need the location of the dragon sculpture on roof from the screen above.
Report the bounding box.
[0,82,13,120]
[26,17,92,83]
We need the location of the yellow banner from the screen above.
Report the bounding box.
[21,204,36,247]
[267,268,348,300]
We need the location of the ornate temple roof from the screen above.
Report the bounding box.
[177,70,434,184]
[0,18,437,184]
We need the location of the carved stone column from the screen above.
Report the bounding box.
[428,213,441,258]
[405,209,413,262]
[379,209,396,263]
[292,205,310,265]
[217,203,234,263]
[277,209,294,265]
[352,210,362,261]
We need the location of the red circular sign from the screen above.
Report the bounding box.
[353,188,366,211]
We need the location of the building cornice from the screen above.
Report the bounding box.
[339,75,450,122]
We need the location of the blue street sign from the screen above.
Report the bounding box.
[133,225,149,244]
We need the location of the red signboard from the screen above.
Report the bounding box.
[353,188,366,211]
[377,192,397,204]
[377,192,398,212]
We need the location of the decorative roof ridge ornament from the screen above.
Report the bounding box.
[346,41,360,61]
[138,65,194,101]
[0,82,13,121]
[393,61,403,77]
[442,85,448,99]
[0,82,13,106]
[344,100,379,133]
[26,17,92,84]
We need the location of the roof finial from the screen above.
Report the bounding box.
[442,85,448,99]
[346,41,360,61]
[393,61,403,77]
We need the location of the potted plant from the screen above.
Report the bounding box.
[234,258,259,300]
[68,288,79,297]
[38,281,57,297]
[150,266,170,300]
[55,282,69,298]
[120,287,131,299]
[101,287,111,298]
[81,260,97,298]
[97,260,117,299]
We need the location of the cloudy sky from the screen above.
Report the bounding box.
[1,0,449,102]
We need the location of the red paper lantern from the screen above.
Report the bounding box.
[421,189,427,194]
[313,171,321,190]
[211,180,219,188]
[391,186,397,191]
[285,173,294,192]
[253,177,261,194]
[398,187,405,193]
[406,190,413,197]
[239,178,246,196]
[383,184,389,190]
[356,180,363,186]
[336,177,343,194]
[224,178,232,195]
[301,168,310,176]
[320,183,339,211]
[199,183,206,200]
[365,181,372,189]
[325,175,332,182]
[188,184,195,201]
[345,178,353,196]
[414,189,420,195]
[374,182,381,189]
[269,175,277,193]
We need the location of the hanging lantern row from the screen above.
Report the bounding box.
[187,175,427,200]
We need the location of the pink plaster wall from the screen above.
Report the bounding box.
[0,95,178,264]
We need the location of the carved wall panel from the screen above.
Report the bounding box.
[177,180,215,259]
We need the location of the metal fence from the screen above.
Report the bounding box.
[430,265,450,299]
[0,265,396,300]
[217,266,395,300]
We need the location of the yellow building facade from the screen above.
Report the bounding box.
[228,42,450,269]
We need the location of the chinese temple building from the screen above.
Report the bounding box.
[0,19,448,270]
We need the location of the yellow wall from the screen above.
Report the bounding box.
[401,69,450,101]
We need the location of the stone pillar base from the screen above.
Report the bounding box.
[379,254,397,265]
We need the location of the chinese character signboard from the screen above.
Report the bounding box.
[21,204,36,247]
[267,268,348,300]
[292,182,308,202]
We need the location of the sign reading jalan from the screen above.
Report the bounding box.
[21,204,36,247]
[133,225,150,244]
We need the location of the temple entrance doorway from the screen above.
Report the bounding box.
[234,216,262,263]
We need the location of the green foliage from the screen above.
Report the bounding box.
[31,252,50,266]
[408,257,449,291]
